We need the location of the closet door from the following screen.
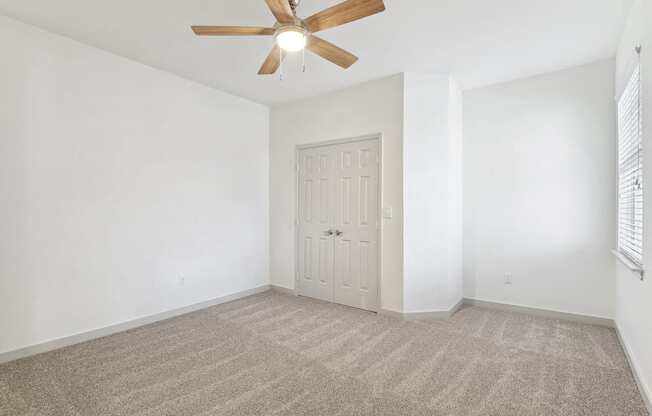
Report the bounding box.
[297,147,336,302]
[332,139,379,311]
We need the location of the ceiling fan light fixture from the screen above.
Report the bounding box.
[191,0,386,74]
[275,27,307,52]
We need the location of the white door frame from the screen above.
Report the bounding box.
[293,133,383,312]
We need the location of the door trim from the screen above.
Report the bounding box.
[294,133,383,312]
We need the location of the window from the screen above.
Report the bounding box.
[617,64,643,266]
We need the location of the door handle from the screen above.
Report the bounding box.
[324,229,334,236]
[335,230,343,237]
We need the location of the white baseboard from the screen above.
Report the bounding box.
[0,284,271,365]
[270,285,297,295]
[463,297,615,327]
[448,297,465,316]
[615,325,652,414]
[377,308,403,319]
[379,298,465,320]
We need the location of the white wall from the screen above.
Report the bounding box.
[447,79,464,309]
[402,73,463,313]
[463,60,617,318]
[0,16,269,354]
[615,0,652,407]
[271,73,463,315]
[270,75,404,313]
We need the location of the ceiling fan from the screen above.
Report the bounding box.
[191,0,386,75]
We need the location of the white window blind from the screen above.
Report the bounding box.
[618,64,643,266]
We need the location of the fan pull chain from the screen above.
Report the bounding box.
[302,47,306,73]
[279,47,284,81]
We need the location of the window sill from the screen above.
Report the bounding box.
[612,249,644,280]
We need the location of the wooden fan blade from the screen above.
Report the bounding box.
[307,36,358,69]
[304,0,385,33]
[265,0,295,23]
[191,26,275,36]
[258,44,286,75]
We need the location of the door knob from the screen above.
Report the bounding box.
[335,230,343,237]
[324,229,334,236]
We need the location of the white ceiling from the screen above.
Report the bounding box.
[0,0,634,105]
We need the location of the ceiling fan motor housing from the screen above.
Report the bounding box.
[289,0,301,14]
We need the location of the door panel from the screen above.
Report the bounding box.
[333,140,379,311]
[298,147,334,302]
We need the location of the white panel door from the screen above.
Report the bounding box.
[297,147,335,302]
[333,140,379,311]
[297,138,379,311]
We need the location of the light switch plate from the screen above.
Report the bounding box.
[382,207,393,219]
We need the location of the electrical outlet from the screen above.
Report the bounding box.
[179,276,186,286]
[504,272,512,285]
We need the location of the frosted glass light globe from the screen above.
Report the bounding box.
[276,29,306,52]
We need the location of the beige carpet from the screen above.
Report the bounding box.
[0,291,648,416]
